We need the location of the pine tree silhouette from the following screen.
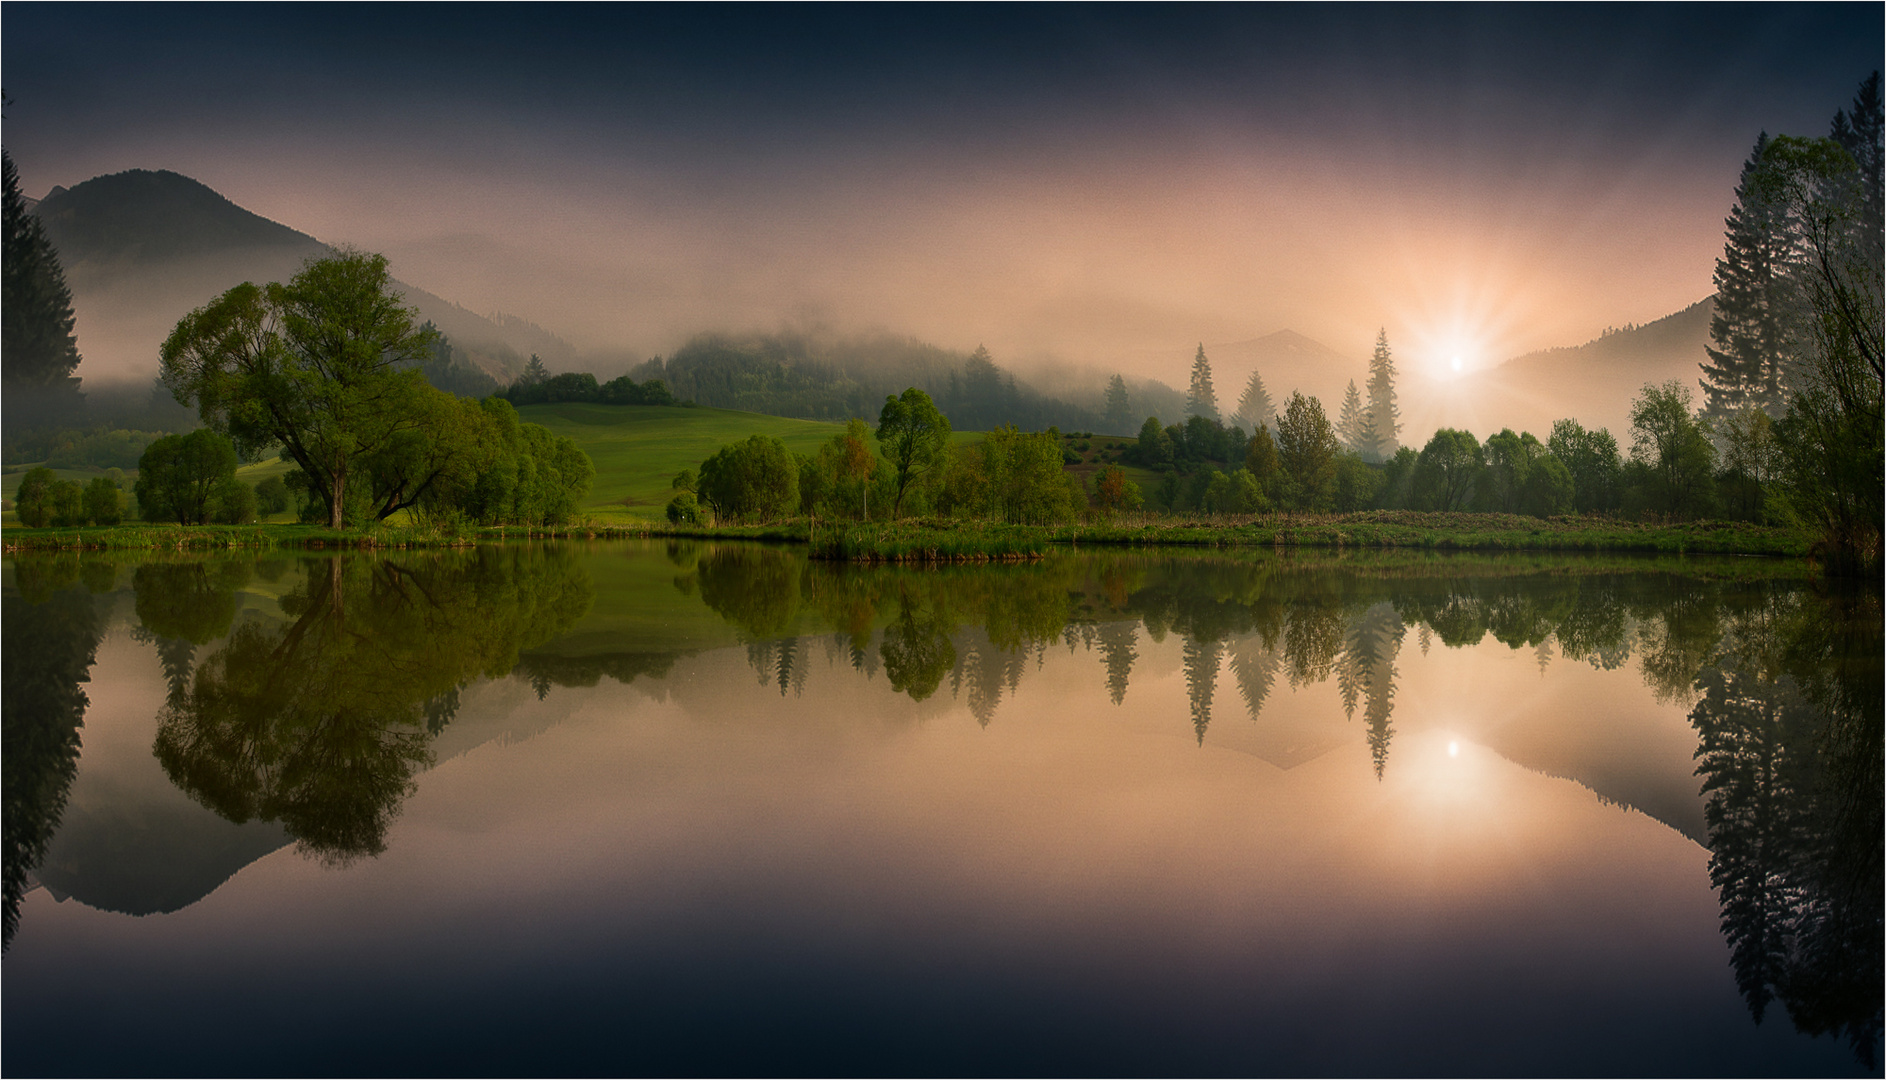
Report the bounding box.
[1185,344,1219,421]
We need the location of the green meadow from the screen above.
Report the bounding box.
[517,402,996,522]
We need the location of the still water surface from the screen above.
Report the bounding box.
[3,542,1878,1075]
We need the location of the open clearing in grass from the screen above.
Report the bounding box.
[521,402,982,522]
[519,403,849,521]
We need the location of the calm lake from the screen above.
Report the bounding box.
[3,541,1879,1076]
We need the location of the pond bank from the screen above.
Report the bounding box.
[1,511,1815,562]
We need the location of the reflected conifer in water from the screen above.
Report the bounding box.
[1183,637,1222,745]
[1692,586,1883,1066]
[1098,621,1138,706]
[2,569,103,948]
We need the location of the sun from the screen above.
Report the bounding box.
[1450,355,1464,373]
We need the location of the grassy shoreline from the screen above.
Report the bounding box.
[0,511,1817,562]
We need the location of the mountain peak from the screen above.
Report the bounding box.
[36,168,322,267]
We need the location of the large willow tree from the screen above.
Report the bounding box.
[159,250,437,529]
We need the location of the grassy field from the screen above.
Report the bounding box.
[518,402,992,522]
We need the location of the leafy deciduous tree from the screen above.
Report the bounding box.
[876,387,951,518]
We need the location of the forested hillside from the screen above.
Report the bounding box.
[628,330,1150,433]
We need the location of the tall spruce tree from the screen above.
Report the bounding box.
[1830,71,1883,243]
[1364,329,1401,462]
[1337,379,1366,454]
[1103,373,1133,432]
[1702,134,1791,422]
[1184,343,1219,421]
[1235,368,1275,432]
[1,150,83,415]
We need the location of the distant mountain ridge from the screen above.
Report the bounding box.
[31,169,573,386]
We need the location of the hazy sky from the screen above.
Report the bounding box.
[4,5,1880,379]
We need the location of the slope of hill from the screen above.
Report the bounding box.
[1463,297,1716,441]
[32,169,571,387]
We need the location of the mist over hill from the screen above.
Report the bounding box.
[32,169,574,387]
[633,330,1126,433]
[1472,297,1716,438]
[30,167,1714,444]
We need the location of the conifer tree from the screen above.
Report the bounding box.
[1830,71,1883,242]
[1184,343,1219,421]
[1,150,83,414]
[1235,368,1275,432]
[1103,373,1133,433]
[1337,379,1366,454]
[1364,329,1401,462]
[521,354,549,386]
[1701,134,1791,422]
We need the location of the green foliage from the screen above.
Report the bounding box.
[1275,392,1340,511]
[1093,464,1143,517]
[415,326,500,399]
[876,387,952,518]
[1627,381,1718,520]
[82,477,125,526]
[255,475,291,516]
[447,398,594,527]
[665,491,703,525]
[1235,369,1275,434]
[361,387,506,523]
[962,426,1087,524]
[1185,344,1219,422]
[1377,446,1418,509]
[1332,453,1381,513]
[1336,380,1366,455]
[1744,97,1884,573]
[1548,419,1623,513]
[159,250,439,529]
[799,418,880,521]
[135,429,239,525]
[500,367,679,407]
[1701,134,1791,422]
[1521,454,1576,517]
[1104,374,1133,433]
[13,468,58,528]
[698,434,799,522]
[1135,415,1175,466]
[1,150,83,418]
[1412,428,1483,511]
[213,477,257,525]
[43,428,165,471]
[1364,329,1402,462]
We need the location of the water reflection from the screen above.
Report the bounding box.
[148,548,593,864]
[1690,586,1882,1064]
[1,543,1877,1064]
[2,557,106,948]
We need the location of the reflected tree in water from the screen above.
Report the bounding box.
[148,548,591,864]
[1230,638,1280,721]
[2,561,105,948]
[1098,621,1138,706]
[880,590,956,703]
[1691,586,1882,1065]
[130,559,253,698]
[1183,637,1222,745]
